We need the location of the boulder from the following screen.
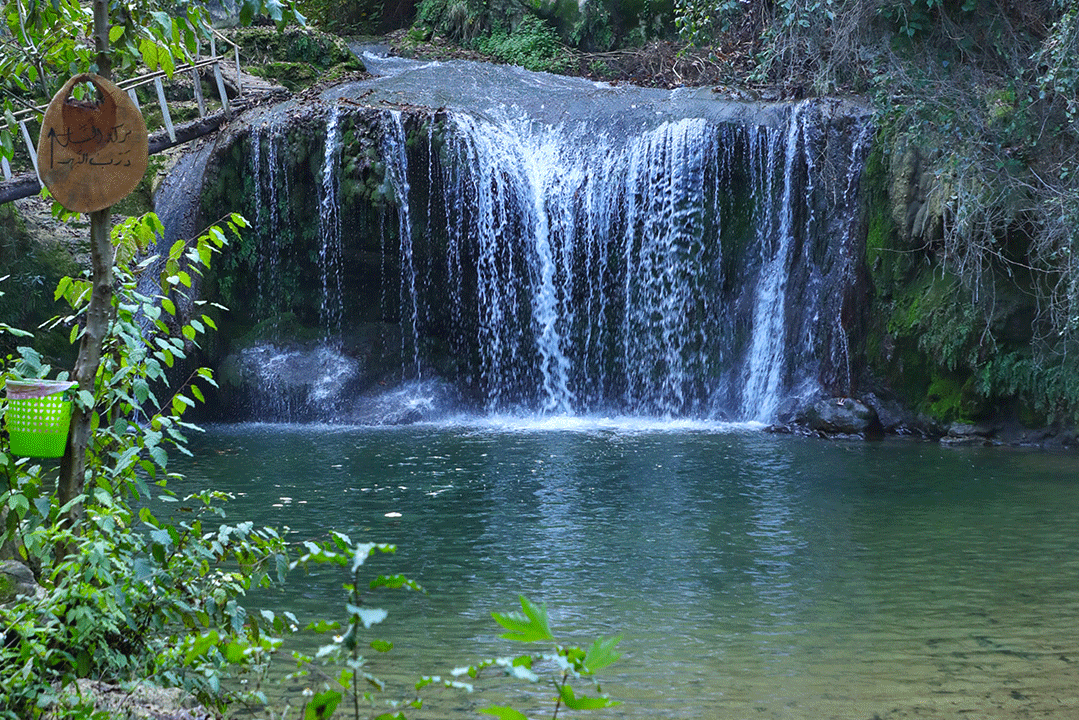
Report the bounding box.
[57,680,213,720]
[804,397,877,435]
[0,560,45,604]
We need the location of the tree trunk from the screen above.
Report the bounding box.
[56,0,113,541]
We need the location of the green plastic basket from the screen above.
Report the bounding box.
[5,380,77,458]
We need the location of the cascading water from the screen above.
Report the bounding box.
[207,60,873,423]
[382,110,421,378]
[394,102,870,420]
[318,106,345,342]
[740,106,803,421]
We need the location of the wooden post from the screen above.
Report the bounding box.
[57,0,114,542]
[154,76,176,142]
[190,67,206,117]
[213,62,231,116]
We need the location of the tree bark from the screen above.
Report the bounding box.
[56,0,113,540]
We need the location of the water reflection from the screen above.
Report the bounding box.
[177,424,1079,719]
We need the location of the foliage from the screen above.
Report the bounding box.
[412,0,502,43]
[450,595,623,719]
[0,212,296,718]
[474,15,572,73]
[298,0,386,34]
[283,538,624,720]
[673,0,750,47]
[283,532,432,719]
[0,0,306,169]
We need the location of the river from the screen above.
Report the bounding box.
[173,420,1079,719]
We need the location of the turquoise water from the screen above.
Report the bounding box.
[176,420,1079,719]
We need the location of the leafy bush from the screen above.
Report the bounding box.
[475,15,572,73]
[296,0,386,34]
[0,213,295,718]
[287,534,623,720]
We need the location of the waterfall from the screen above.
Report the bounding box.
[215,90,872,424]
[399,103,865,419]
[740,104,804,421]
[318,106,344,342]
[382,110,421,378]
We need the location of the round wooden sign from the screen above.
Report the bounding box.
[37,73,149,213]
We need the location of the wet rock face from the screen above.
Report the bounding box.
[804,397,878,435]
[186,57,875,422]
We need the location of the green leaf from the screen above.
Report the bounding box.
[479,707,529,720]
[264,0,284,23]
[303,689,342,720]
[140,38,160,69]
[109,24,125,43]
[558,684,621,710]
[150,11,173,41]
[492,596,554,643]
[583,634,623,673]
[239,0,258,26]
[54,276,71,302]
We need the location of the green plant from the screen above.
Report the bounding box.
[297,0,385,33]
[674,0,746,46]
[284,532,431,719]
[475,15,572,73]
[280,534,622,720]
[452,595,622,720]
[0,212,294,718]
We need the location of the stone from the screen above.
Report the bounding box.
[56,680,214,720]
[805,397,877,435]
[0,559,45,604]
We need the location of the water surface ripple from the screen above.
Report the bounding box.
[178,424,1079,719]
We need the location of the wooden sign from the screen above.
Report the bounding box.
[37,73,149,213]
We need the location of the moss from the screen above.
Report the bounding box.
[250,61,320,92]
[0,572,14,602]
[0,205,80,366]
[926,373,986,423]
[228,27,355,68]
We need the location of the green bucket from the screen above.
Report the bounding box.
[4,380,77,458]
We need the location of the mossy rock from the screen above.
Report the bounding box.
[925,373,988,423]
[0,203,81,364]
[228,26,356,69]
[251,61,320,91]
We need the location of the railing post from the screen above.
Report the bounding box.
[213,62,231,117]
[153,77,176,143]
[19,120,41,187]
[234,45,243,96]
[191,67,206,117]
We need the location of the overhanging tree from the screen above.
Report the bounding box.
[0,0,306,541]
